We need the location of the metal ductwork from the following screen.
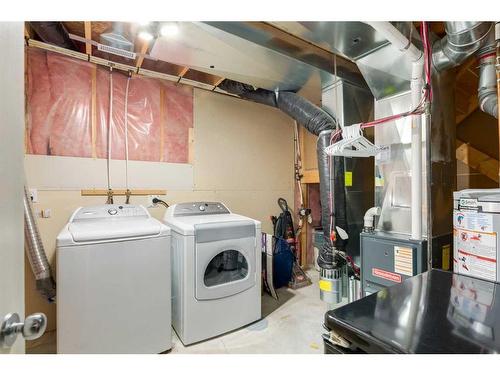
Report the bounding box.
[432,22,493,71]
[24,186,56,302]
[219,80,346,270]
[29,22,76,50]
[100,22,134,52]
[477,31,498,119]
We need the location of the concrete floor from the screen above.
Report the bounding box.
[28,270,331,354]
[170,270,329,354]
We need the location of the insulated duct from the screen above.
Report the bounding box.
[24,186,56,302]
[29,22,76,50]
[219,80,345,269]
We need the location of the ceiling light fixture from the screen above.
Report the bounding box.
[138,30,154,41]
[160,23,179,37]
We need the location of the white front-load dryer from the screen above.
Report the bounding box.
[163,202,261,345]
[56,204,171,353]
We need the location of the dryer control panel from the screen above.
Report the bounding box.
[173,202,230,216]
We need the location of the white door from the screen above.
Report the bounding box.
[0,22,27,354]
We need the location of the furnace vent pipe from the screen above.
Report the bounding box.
[432,22,493,71]
[477,31,498,119]
[24,186,56,302]
[365,22,422,62]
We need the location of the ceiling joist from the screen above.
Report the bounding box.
[135,39,150,69]
[456,140,499,183]
[84,21,92,56]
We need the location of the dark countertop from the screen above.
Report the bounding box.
[325,269,500,353]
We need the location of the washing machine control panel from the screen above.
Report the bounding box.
[174,202,230,216]
[73,205,150,221]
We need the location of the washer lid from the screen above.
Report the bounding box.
[69,217,163,243]
[59,204,169,245]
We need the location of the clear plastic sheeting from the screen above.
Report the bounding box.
[26,48,193,163]
[26,48,93,157]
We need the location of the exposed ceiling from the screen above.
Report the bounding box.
[24,21,479,126]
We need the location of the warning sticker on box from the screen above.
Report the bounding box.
[455,228,497,281]
[372,268,402,283]
[454,210,493,233]
[394,246,414,276]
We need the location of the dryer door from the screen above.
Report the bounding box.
[194,221,256,300]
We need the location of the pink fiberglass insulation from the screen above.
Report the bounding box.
[26,48,93,157]
[26,48,193,163]
[162,82,193,163]
[95,70,162,162]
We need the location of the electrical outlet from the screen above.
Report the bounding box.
[29,188,38,203]
[147,195,160,208]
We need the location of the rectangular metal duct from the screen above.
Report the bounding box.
[321,79,374,264]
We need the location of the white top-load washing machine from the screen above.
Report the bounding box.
[163,202,261,345]
[56,204,171,353]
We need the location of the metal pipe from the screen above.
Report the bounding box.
[432,22,493,71]
[477,31,498,119]
[425,109,433,270]
[24,186,56,302]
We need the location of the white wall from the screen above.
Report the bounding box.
[24,87,295,348]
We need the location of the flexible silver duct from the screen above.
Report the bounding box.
[477,31,498,119]
[432,22,493,71]
[24,186,56,302]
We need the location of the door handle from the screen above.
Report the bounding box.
[0,312,47,349]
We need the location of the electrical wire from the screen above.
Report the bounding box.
[325,21,433,275]
[328,21,433,145]
[152,197,169,208]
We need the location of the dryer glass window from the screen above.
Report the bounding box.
[204,250,248,287]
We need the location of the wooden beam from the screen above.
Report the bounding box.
[213,77,225,88]
[24,24,31,39]
[84,21,92,56]
[179,66,189,78]
[302,169,319,184]
[135,39,150,69]
[456,140,499,183]
[91,65,97,158]
[81,189,167,196]
[456,98,479,125]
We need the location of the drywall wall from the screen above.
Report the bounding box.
[24,87,295,349]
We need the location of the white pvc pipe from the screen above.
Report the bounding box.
[107,68,113,195]
[124,75,131,193]
[365,21,424,240]
[410,59,424,240]
[365,22,422,62]
[363,206,381,229]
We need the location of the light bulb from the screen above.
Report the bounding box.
[160,23,179,37]
[138,30,154,41]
